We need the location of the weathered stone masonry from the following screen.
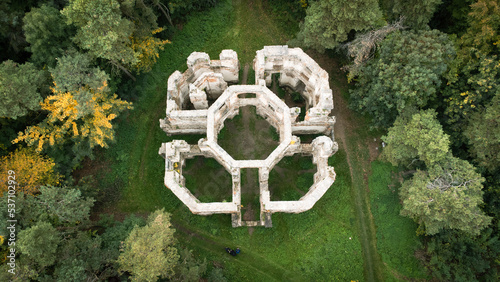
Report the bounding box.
[159,46,338,227]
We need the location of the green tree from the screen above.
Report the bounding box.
[342,18,404,79]
[444,55,500,144]
[0,186,120,281]
[440,1,500,155]
[166,0,218,22]
[381,0,443,29]
[62,0,138,79]
[456,0,500,66]
[0,0,28,60]
[18,222,60,270]
[464,89,500,171]
[118,209,179,281]
[50,51,110,93]
[400,156,491,235]
[207,267,227,282]
[0,60,47,119]
[23,4,75,68]
[34,185,95,226]
[174,248,207,281]
[119,0,170,74]
[427,228,500,281]
[381,110,450,167]
[428,0,474,35]
[53,233,116,281]
[0,185,94,232]
[350,29,454,128]
[119,0,159,37]
[294,0,384,51]
[100,214,146,251]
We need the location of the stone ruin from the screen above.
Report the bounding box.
[159,46,338,227]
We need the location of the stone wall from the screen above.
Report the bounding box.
[159,47,339,227]
[160,50,239,135]
[254,45,335,134]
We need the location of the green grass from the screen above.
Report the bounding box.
[183,157,233,202]
[100,0,247,214]
[328,58,387,281]
[268,155,315,201]
[332,51,429,280]
[217,106,279,160]
[88,0,440,280]
[172,149,364,281]
[369,161,429,280]
[95,0,366,280]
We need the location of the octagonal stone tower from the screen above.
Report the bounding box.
[159,46,338,227]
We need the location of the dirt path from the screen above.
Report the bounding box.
[334,91,382,282]
[172,220,298,280]
[334,87,383,281]
[240,64,258,231]
[306,50,384,281]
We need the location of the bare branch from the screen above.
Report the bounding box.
[341,17,405,79]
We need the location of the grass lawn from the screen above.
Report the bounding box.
[369,161,429,280]
[92,0,428,280]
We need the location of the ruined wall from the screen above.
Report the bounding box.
[160,50,239,135]
[159,47,339,227]
[254,45,335,134]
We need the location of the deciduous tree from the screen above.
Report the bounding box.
[400,156,491,235]
[50,51,110,93]
[0,148,61,195]
[118,209,179,281]
[456,0,500,66]
[441,1,500,152]
[444,55,500,133]
[119,0,170,73]
[62,0,168,78]
[130,27,170,74]
[381,0,443,29]
[62,0,138,79]
[23,4,74,68]
[294,0,384,51]
[426,228,500,281]
[0,60,47,119]
[342,18,404,79]
[464,89,500,171]
[350,29,454,128]
[13,82,132,160]
[381,110,450,167]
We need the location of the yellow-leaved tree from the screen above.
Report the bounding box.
[131,28,170,74]
[14,81,132,160]
[0,148,61,195]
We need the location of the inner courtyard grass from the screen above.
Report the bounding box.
[217,106,279,160]
[268,155,315,201]
[183,157,233,202]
